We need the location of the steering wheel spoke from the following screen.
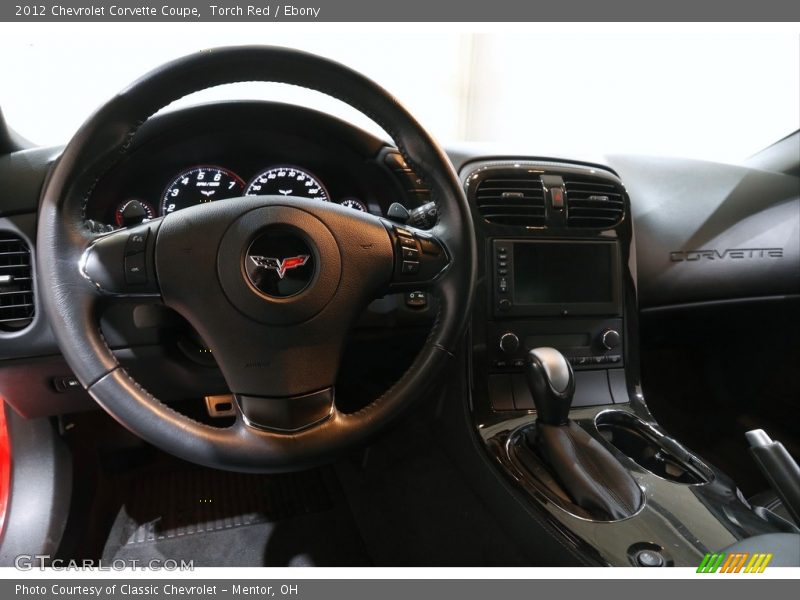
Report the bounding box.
[80,220,162,298]
[237,387,335,433]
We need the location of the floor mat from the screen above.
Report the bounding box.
[335,419,530,567]
[102,464,371,567]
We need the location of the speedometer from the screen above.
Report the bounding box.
[161,166,245,215]
[245,166,330,201]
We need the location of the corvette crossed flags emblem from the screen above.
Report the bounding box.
[249,254,310,279]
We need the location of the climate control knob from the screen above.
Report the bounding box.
[499,332,520,354]
[600,329,621,350]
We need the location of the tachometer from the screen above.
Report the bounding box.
[161,166,245,215]
[245,166,329,201]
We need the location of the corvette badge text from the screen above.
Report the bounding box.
[670,247,783,262]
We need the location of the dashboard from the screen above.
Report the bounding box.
[0,100,798,422]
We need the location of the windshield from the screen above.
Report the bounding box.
[1,23,797,163]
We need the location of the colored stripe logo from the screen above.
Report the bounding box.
[697,552,773,573]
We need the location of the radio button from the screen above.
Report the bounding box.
[499,332,520,354]
[601,329,621,350]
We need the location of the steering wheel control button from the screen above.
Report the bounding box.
[416,234,441,256]
[124,253,148,285]
[402,247,420,260]
[401,260,420,274]
[81,221,161,295]
[634,549,665,567]
[386,223,449,288]
[405,291,427,309]
[124,229,148,256]
[245,228,315,298]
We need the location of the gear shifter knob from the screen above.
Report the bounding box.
[526,347,575,425]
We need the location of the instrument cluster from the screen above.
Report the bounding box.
[83,102,429,231]
[112,164,368,228]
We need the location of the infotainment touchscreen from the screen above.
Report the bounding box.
[493,239,621,317]
[514,242,613,304]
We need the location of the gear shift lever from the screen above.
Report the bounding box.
[526,347,575,425]
[524,347,642,520]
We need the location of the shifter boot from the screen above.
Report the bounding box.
[531,421,643,520]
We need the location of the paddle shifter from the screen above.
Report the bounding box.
[525,347,642,520]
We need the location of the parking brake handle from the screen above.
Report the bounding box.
[747,429,800,525]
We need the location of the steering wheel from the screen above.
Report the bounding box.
[36,46,476,471]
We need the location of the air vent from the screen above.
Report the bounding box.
[0,233,34,331]
[564,175,625,228]
[475,176,546,226]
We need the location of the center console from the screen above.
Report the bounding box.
[462,159,795,566]
[468,162,633,415]
[486,236,626,411]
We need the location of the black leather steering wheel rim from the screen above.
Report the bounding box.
[37,46,476,471]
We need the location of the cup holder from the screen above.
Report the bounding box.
[596,411,713,485]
